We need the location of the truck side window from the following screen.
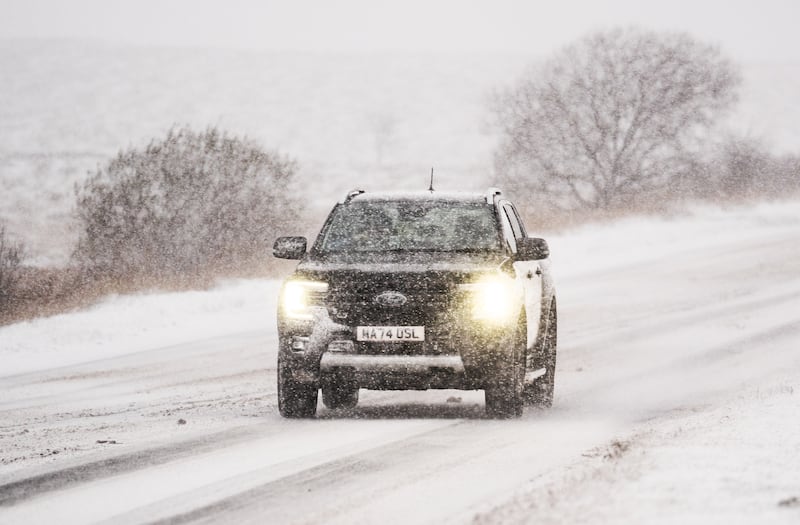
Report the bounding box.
[498,205,518,254]
[503,203,525,241]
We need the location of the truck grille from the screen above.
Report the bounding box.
[319,270,470,356]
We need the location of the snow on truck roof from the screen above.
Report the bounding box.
[341,188,502,205]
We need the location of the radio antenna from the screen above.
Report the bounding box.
[428,167,435,192]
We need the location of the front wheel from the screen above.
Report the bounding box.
[277,361,318,418]
[524,298,557,408]
[484,324,526,418]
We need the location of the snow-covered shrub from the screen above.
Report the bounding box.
[0,223,25,312]
[74,126,298,284]
[712,137,800,201]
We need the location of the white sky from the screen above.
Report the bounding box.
[2,0,799,61]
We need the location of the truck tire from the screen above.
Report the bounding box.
[484,323,526,418]
[277,360,318,418]
[524,298,557,408]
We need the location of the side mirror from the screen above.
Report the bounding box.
[517,237,549,261]
[273,236,307,259]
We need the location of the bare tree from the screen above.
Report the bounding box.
[494,28,741,211]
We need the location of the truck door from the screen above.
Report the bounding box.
[500,202,542,349]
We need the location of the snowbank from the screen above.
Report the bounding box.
[0,280,280,377]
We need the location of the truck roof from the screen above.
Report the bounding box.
[341,189,502,205]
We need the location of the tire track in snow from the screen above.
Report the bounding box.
[104,415,614,525]
[0,417,464,524]
[566,284,800,353]
[0,425,264,507]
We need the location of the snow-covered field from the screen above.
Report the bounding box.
[1,201,799,523]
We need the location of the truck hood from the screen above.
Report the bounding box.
[293,251,508,293]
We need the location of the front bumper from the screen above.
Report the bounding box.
[279,307,520,390]
[319,352,469,390]
[320,353,466,374]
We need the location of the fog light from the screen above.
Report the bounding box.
[291,336,309,351]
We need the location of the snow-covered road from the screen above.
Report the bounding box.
[1,202,799,524]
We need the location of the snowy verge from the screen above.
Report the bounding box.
[0,280,280,377]
[548,200,800,279]
[474,379,800,525]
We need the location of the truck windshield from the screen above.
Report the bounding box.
[318,201,503,253]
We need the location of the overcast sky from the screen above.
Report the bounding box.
[2,0,799,62]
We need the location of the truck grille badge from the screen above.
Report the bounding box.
[374,291,408,307]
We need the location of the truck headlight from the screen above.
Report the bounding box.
[281,280,328,320]
[461,275,518,324]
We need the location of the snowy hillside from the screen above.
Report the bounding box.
[0,40,534,263]
[1,39,800,263]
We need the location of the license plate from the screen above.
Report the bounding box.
[356,326,425,342]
